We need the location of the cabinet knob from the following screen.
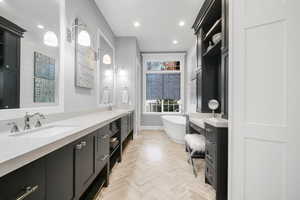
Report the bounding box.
[5,65,10,69]
[4,105,8,109]
[81,141,87,147]
[76,143,82,150]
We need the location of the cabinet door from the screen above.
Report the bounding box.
[75,134,95,197]
[95,125,110,174]
[0,31,20,109]
[196,71,202,112]
[221,0,229,52]
[0,159,45,200]
[121,115,128,142]
[46,144,74,200]
[221,52,228,118]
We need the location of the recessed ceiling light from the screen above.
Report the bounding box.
[133,21,140,27]
[37,24,44,29]
[0,0,3,3]
[173,40,178,44]
[179,21,185,27]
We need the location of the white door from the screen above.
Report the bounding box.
[230,0,300,200]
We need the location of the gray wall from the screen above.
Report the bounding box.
[186,45,197,113]
[64,0,116,113]
[115,37,139,108]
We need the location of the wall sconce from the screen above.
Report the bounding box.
[103,54,112,65]
[78,30,91,47]
[43,31,58,47]
[72,18,91,47]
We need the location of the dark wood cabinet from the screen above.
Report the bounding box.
[193,0,228,117]
[0,16,25,109]
[221,52,228,118]
[121,112,134,143]
[45,144,74,200]
[121,115,128,143]
[204,123,228,200]
[221,0,229,52]
[74,134,95,198]
[0,113,134,200]
[0,158,45,200]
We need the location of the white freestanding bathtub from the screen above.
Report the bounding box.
[161,115,186,144]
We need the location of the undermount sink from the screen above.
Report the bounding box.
[9,125,78,138]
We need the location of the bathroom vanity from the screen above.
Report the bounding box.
[0,110,134,200]
[188,117,228,200]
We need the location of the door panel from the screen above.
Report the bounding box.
[46,145,74,200]
[0,159,45,200]
[231,0,299,199]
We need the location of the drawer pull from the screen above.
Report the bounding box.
[16,185,39,200]
[101,154,109,161]
[81,141,87,147]
[101,134,110,139]
[76,144,82,150]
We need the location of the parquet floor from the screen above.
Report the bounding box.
[95,130,216,200]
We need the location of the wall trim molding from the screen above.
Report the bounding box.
[140,126,164,131]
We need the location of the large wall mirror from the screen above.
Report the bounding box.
[98,33,115,106]
[0,0,62,113]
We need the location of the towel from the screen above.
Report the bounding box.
[121,89,129,104]
[102,89,110,104]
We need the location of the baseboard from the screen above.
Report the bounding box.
[140,126,164,131]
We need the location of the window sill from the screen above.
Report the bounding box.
[142,112,182,115]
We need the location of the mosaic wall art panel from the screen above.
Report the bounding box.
[34,52,55,103]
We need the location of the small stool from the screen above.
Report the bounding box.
[185,134,206,177]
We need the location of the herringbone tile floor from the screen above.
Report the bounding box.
[95,130,216,200]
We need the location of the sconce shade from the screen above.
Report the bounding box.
[44,31,58,47]
[78,30,91,47]
[103,54,112,64]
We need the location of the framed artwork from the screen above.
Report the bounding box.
[34,52,55,102]
[75,18,96,89]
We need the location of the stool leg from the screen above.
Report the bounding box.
[190,151,197,177]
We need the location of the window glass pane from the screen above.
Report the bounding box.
[146,74,163,100]
[163,74,181,100]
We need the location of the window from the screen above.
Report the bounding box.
[143,54,185,113]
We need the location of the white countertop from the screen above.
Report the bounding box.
[0,109,132,178]
[204,117,228,128]
[189,114,228,128]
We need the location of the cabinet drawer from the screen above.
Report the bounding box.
[0,159,45,200]
[205,162,216,189]
[205,140,216,167]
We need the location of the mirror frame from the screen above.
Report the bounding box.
[96,28,116,108]
[0,0,65,120]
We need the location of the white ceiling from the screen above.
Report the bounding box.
[95,0,204,52]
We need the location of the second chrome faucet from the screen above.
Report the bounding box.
[24,112,46,130]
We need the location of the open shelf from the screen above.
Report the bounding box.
[203,40,221,58]
[204,18,222,42]
[110,143,120,157]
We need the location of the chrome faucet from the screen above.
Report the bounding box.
[7,122,20,133]
[24,112,46,130]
